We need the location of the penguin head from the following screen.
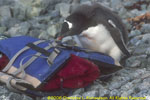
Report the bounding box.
[56,4,98,39]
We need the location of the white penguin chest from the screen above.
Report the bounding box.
[79,24,120,53]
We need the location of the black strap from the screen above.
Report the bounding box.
[27,43,60,65]
[27,43,51,56]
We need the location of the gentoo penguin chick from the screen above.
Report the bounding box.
[57,3,130,66]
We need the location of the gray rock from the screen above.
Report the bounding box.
[80,1,92,5]
[118,7,128,18]
[123,0,137,7]
[130,60,141,67]
[126,56,141,67]
[0,18,21,28]
[141,33,150,44]
[28,20,47,30]
[29,29,43,38]
[47,25,58,37]
[109,81,122,90]
[141,24,150,33]
[0,27,7,33]
[38,31,50,40]
[0,0,14,6]
[138,81,150,90]
[73,88,84,95]
[120,82,134,91]
[10,6,26,20]
[147,4,150,11]
[141,4,147,10]
[146,47,150,55]
[128,30,141,38]
[133,47,147,55]
[130,9,147,17]
[110,0,122,10]
[50,10,60,18]
[99,88,109,97]
[8,93,22,100]
[122,20,132,30]
[55,3,71,18]
[129,35,142,46]
[0,6,12,18]
[5,22,31,36]
[82,90,99,98]
[109,89,120,96]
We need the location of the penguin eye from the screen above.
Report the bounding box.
[108,19,116,28]
[64,20,73,29]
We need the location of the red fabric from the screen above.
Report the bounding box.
[0,53,9,70]
[41,54,100,91]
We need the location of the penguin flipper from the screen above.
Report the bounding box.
[109,26,130,56]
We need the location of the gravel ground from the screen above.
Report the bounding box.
[0,0,150,100]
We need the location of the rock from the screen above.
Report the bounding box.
[47,25,58,37]
[129,35,142,46]
[121,82,134,91]
[133,46,147,55]
[55,3,71,17]
[0,18,21,28]
[130,9,147,17]
[123,0,137,7]
[0,0,14,6]
[141,4,147,10]
[138,81,150,90]
[73,88,84,95]
[47,23,61,37]
[141,24,150,33]
[28,21,45,30]
[146,47,150,55]
[29,29,43,38]
[122,20,132,30]
[8,93,22,100]
[118,7,128,18]
[141,33,150,44]
[126,55,147,68]
[99,88,109,97]
[26,7,42,19]
[82,90,99,98]
[10,6,26,21]
[128,30,141,38]
[109,89,120,96]
[0,27,7,33]
[80,1,92,5]
[5,22,31,36]
[130,60,141,67]
[110,0,122,10]
[0,6,12,18]
[50,10,60,18]
[38,31,50,40]
[109,81,122,90]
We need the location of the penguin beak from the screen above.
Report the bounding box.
[55,31,71,40]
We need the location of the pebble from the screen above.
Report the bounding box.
[141,24,150,33]
[82,90,99,98]
[55,3,71,17]
[128,30,141,38]
[99,88,109,97]
[0,27,7,34]
[5,22,31,36]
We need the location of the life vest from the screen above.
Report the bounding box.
[0,36,122,97]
